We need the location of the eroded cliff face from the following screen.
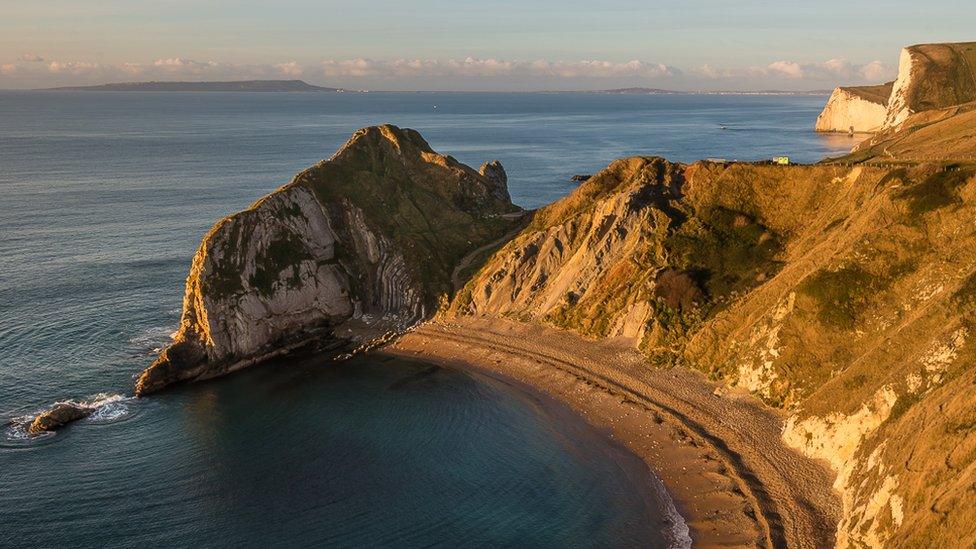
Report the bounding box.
[450,156,976,547]
[883,42,976,130]
[815,83,892,133]
[816,41,976,137]
[135,125,518,395]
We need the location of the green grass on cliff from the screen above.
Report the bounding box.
[665,207,783,301]
[897,168,970,217]
[204,219,247,299]
[297,126,516,304]
[798,265,877,329]
[249,232,312,297]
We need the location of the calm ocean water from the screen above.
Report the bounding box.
[0,91,853,547]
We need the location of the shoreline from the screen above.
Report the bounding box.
[384,316,840,548]
[417,347,693,548]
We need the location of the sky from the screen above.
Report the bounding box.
[1,0,974,91]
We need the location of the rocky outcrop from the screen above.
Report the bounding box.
[135,125,518,395]
[18,393,131,435]
[450,152,976,546]
[478,160,511,203]
[26,402,92,435]
[815,83,892,133]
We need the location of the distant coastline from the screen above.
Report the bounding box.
[41,79,348,92]
[574,87,832,96]
[25,80,830,95]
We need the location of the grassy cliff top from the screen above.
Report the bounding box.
[900,41,976,113]
[296,125,519,298]
[837,101,976,164]
[840,81,894,105]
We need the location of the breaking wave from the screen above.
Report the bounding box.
[4,392,136,442]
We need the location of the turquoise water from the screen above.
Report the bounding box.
[0,91,851,547]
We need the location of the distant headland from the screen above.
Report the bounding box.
[43,79,346,92]
[35,80,830,95]
[589,87,832,96]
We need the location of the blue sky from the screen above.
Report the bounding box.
[2,0,973,90]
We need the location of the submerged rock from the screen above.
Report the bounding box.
[136,125,519,395]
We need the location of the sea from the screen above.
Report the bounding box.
[0,90,857,547]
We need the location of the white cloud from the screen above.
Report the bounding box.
[47,60,101,74]
[694,58,895,83]
[859,60,891,81]
[0,54,895,90]
[319,57,678,79]
[767,60,804,78]
[120,62,146,76]
[275,61,303,77]
[151,58,222,76]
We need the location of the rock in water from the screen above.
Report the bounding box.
[27,402,92,435]
[135,125,519,395]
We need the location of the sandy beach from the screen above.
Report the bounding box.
[384,316,840,548]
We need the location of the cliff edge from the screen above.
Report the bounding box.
[815,83,893,133]
[134,125,518,395]
[883,41,976,129]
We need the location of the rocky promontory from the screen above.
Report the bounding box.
[135,125,519,395]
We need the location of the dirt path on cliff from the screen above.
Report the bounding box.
[385,317,840,548]
[451,212,529,292]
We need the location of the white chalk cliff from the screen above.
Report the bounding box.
[883,42,976,129]
[815,83,892,133]
[818,41,976,135]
